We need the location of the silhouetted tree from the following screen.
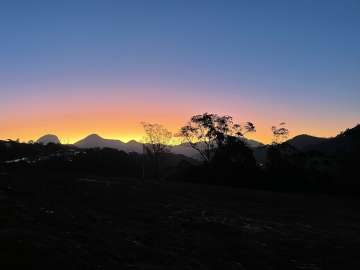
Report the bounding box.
[271,122,289,144]
[210,135,258,185]
[178,113,255,163]
[141,122,172,178]
[267,123,291,176]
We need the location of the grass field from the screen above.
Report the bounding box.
[1,172,360,269]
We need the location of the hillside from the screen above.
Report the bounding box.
[1,172,359,269]
[303,124,360,154]
[286,134,329,150]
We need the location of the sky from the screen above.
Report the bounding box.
[0,0,359,144]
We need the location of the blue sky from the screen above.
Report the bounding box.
[0,0,359,142]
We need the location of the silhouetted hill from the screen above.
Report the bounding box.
[73,134,195,155]
[126,140,144,153]
[74,134,127,151]
[36,134,61,145]
[254,125,360,161]
[309,124,360,154]
[244,138,264,148]
[286,134,329,151]
[170,143,199,158]
[71,134,263,158]
[0,139,73,163]
[335,124,360,143]
[253,126,359,164]
[2,123,360,194]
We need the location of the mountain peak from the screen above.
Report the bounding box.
[74,134,126,150]
[292,134,323,139]
[286,134,328,150]
[127,139,141,144]
[36,134,61,145]
[85,134,103,139]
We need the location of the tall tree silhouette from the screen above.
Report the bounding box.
[141,122,172,178]
[267,122,290,171]
[271,122,289,145]
[178,113,255,163]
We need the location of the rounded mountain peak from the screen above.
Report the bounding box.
[36,134,61,145]
[86,134,103,139]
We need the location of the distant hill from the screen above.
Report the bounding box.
[170,143,200,159]
[282,124,360,155]
[252,124,360,164]
[74,134,128,151]
[126,140,144,153]
[244,138,264,148]
[36,125,360,161]
[36,134,61,145]
[73,134,201,157]
[286,134,329,151]
[71,134,263,158]
[308,124,360,154]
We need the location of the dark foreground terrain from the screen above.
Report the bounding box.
[1,172,360,269]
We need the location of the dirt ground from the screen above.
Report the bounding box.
[1,172,360,269]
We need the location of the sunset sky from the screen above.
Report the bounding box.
[0,1,359,144]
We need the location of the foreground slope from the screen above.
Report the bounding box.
[1,172,359,269]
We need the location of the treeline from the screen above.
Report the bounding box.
[1,113,359,195]
[145,113,360,195]
[0,140,71,162]
[0,142,195,180]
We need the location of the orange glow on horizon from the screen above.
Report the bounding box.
[0,85,356,145]
[0,111,350,145]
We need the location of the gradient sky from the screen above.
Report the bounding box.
[0,0,359,144]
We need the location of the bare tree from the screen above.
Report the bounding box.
[178,113,255,162]
[141,122,172,178]
[271,122,289,144]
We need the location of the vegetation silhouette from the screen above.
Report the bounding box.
[141,122,172,178]
[177,113,255,163]
[1,117,360,195]
[174,113,258,186]
[1,122,360,270]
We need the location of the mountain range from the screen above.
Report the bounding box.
[35,124,360,159]
[283,125,360,153]
[35,133,264,159]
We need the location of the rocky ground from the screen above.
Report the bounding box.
[1,171,360,269]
